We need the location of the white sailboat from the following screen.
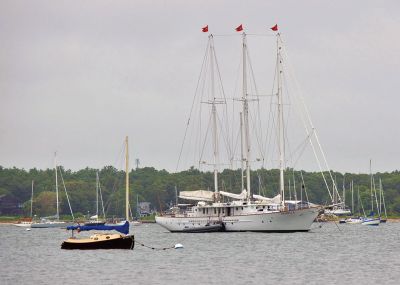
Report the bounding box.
[345,181,363,224]
[324,176,351,216]
[361,160,380,226]
[84,171,106,226]
[31,153,74,228]
[156,28,341,232]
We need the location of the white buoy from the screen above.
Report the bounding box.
[26,228,31,231]
[174,243,183,249]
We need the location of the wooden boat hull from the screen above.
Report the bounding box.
[61,234,134,250]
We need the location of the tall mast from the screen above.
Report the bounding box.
[242,33,251,199]
[55,152,59,220]
[96,171,99,220]
[240,112,244,191]
[351,180,354,215]
[342,174,346,207]
[277,34,285,207]
[210,35,219,196]
[125,136,129,221]
[370,159,374,212]
[30,180,34,218]
[380,179,387,218]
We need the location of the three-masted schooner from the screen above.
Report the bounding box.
[156,27,332,232]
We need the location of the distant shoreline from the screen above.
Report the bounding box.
[1,219,398,225]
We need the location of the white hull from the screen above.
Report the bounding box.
[31,221,74,228]
[345,218,363,224]
[156,207,319,232]
[324,208,351,216]
[361,218,380,226]
[13,222,32,228]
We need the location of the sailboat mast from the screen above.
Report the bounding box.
[96,171,99,220]
[380,179,387,218]
[55,152,59,220]
[125,136,129,221]
[370,159,374,212]
[342,174,345,207]
[240,112,244,191]
[30,180,34,218]
[276,34,285,207]
[242,33,251,199]
[351,180,354,215]
[210,35,219,195]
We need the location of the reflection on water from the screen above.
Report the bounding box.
[0,222,399,285]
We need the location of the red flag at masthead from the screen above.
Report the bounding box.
[202,25,209,33]
[235,24,243,32]
[271,24,278,31]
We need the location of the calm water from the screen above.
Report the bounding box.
[0,222,399,285]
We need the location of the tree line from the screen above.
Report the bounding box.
[0,165,399,218]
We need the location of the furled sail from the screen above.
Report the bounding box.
[252,194,273,202]
[67,220,129,235]
[219,190,247,200]
[179,190,214,202]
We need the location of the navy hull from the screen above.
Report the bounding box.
[61,235,134,250]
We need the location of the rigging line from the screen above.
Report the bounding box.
[212,46,233,163]
[279,42,334,203]
[97,174,106,220]
[104,140,126,216]
[290,133,314,169]
[300,171,310,204]
[247,104,264,163]
[245,42,264,160]
[58,166,75,221]
[216,109,232,165]
[176,39,211,172]
[198,110,213,167]
[281,72,295,169]
[240,40,263,163]
[279,35,338,203]
[212,33,277,38]
[263,45,279,169]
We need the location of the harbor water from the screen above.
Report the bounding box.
[0,222,399,285]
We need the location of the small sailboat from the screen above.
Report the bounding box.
[362,160,380,226]
[61,221,134,250]
[13,180,34,227]
[61,137,135,250]
[31,153,75,228]
[361,217,380,226]
[84,172,106,226]
[344,181,363,224]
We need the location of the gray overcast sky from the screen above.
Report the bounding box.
[0,0,399,174]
